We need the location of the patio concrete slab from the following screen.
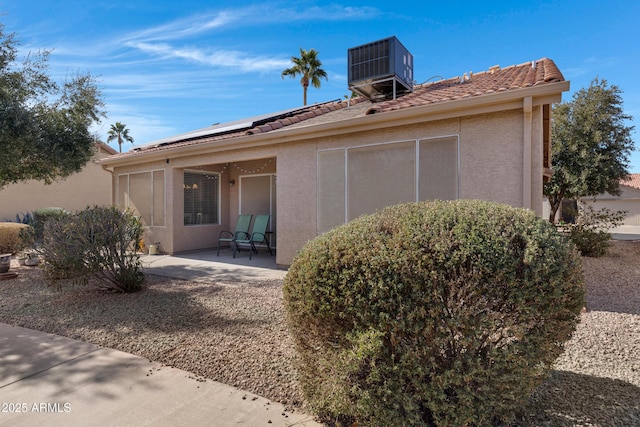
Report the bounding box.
[0,324,321,427]
[140,250,287,283]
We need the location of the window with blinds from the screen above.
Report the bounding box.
[184,171,219,225]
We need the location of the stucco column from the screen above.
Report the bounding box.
[523,96,532,210]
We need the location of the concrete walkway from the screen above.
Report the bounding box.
[611,225,640,241]
[0,252,322,427]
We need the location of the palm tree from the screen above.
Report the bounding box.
[281,48,328,106]
[107,122,134,153]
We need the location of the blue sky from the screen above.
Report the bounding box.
[2,1,639,172]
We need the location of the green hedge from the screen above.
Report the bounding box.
[283,200,585,426]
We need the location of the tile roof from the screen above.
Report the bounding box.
[621,174,640,190]
[366,58,564,114]
[96,141,118,155]
[107,58,565,160]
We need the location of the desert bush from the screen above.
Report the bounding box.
[0,222,32,254]
[284,200,585,426]
[564,204,626,257]
[40,206,145,293]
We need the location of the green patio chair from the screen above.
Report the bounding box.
[217,214,253,256]
[234,214,273,259]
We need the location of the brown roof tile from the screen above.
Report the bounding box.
[621,174,640,190]
[365,58,565,115]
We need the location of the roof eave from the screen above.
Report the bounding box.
[99,80,570,167]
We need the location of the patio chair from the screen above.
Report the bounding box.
[217,214,253,256]
[234,214,273,259]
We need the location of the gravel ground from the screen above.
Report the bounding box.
[518,240,640,426]
[1,241,639,426]
[0,269,305,408]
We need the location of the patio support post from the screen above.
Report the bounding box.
[523,96,533,210]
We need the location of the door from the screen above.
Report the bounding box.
[239,174,277,248]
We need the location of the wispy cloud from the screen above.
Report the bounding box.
[121,4,380,44]
[121,11,238,43]
[126,42,290,72]
[25,3,382,75]
[117,3,381,71]
[100,68,251,101]
[263,4,381,22]
[564,56,622,80]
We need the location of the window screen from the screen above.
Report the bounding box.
[419,136,458,200]
[317,150,346,233]
[117,174,128,210]
[152,170,165,226]
[117,171,165,226]
[129,172,151,224]
[347,141,415,220]
[317,136,458,233]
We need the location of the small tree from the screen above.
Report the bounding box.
[0,23,105,189]
[107,121,134,153]
[545,78,635,223]
[281,48,328,106]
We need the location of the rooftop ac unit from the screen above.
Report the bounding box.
[348,36,413,100]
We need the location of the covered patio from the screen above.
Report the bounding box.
[116,156,277,258]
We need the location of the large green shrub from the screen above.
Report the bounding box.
[40,206,145,293]
[284,200,585,426]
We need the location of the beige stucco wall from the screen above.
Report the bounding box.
[0,148,114,221]
[275,142,319,263]
[109,102,548,266]
[459,110,523,206]
[583,185,640,226]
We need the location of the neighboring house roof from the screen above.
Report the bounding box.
[101,58,565,164]
[621,174,640,190]
[96,141,118,156]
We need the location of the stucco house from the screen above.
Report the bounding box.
[582,174,640,229]
[99,56,569,266]
[0,142,116,221]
